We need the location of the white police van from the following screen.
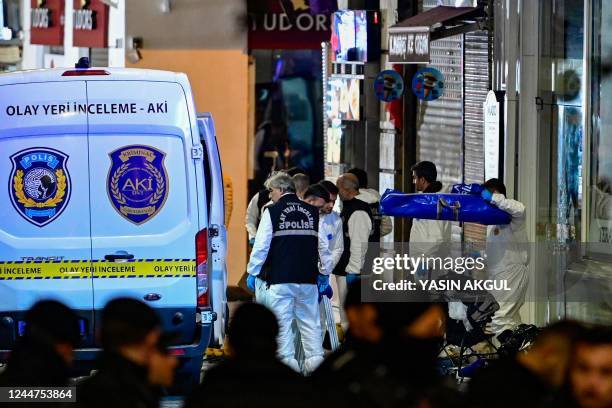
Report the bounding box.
[0,64,228,390]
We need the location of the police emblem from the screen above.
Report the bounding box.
[107,145,169,225]
[9,147,71,227]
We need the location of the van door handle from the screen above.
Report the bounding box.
[104,252,134,261]
[144,293,162,302]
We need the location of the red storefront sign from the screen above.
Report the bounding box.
[30,0,64,46]
[248,0,335,49]
[72,0,109,48]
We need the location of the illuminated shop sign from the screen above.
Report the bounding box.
[72,0,109,48]
[388,30,430,64]
[248,0,336,49]
[30,0,64,46]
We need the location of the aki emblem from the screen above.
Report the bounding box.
[10,147,71,227]
[108,145,169,225]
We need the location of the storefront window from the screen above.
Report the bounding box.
[588,0,612,259]
[540,0,584,244]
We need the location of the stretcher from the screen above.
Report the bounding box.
[380,189,511,225]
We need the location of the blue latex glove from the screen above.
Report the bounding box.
[248,238,255,248]
[317,274,330,294]
[345,273,359,286]
[318,284,333,302]
[481,188,493,202]
[246,274,256,292]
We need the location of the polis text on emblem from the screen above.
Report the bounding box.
[9,147,71,227]
[107,145,169,225]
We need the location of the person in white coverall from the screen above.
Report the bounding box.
[410,161,452,278]
[246,172,332,374]
[318,180,346,327]
[333,174,373,330]
[311,183,344,273]
[347,168,393,238]
[245,189,270,244]
[481,178,529,334]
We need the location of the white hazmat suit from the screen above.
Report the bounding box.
[485,193,529,334]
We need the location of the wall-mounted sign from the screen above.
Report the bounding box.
[388,30,430,64]
[412,68,444,101]
[374,70,405,102]
[30,0,64,46]
[328,77,360,121]
[325,125,342,163]
[73,0,109,48]
[483,90,505,181]
[248,0,336,49]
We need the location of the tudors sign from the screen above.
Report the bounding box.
[388,30,430,64]
[248,0,336,49]
[73,0,109,48]
[30,0,64,46]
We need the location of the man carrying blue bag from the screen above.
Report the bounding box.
[480,178,529,335]
[410,161,452,278]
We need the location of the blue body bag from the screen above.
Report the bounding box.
[380,189,511,225]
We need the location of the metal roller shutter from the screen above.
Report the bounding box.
[416,0,464,241]
[463,31,490,244]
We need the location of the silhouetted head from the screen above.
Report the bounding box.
[227,303,279,359]
[24,300,81,364]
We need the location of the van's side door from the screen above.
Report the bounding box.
[85,81,201,345]
[197,113,227,346]
[0,81,94,349]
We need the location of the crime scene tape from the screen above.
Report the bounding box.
[0,259,196,280]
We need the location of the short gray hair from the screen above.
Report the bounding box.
[265,172,295,193]
[292,173,310,194]
[339,174,359,191]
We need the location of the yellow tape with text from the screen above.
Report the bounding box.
[0,259,196,280]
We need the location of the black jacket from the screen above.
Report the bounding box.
[77,353,160,408]
[465,357,556,408]
[0,337,74,408]
[313,336,452,408]
[0,337,72,387]
[185,357,312,408]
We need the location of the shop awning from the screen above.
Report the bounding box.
[388,6,486,64]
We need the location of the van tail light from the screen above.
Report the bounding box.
[196,229,209,307]
[62,69,110,76]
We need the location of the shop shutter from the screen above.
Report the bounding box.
[463,31,490,245]
[415,3,464,242]
[90,48,109,68]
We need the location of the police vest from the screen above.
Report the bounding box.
[333,198,373,276]
[261,194,319,285]
[369,201,382,242]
